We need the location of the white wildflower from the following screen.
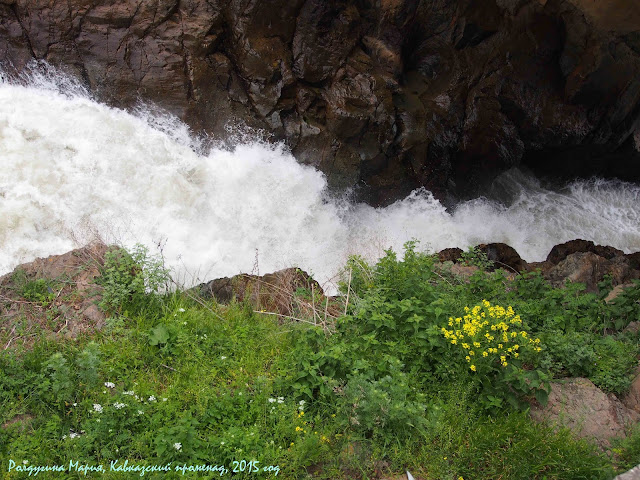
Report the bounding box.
[114,402,126,409]
[178,308,185,313]
[268,398,276,403]
[162,398,167,402]
[277,397,284,404]
[173,442,182,451]
[93,404,103,413]
[138,410,143,415]
[148,395,156,402]
[104,382,115,388]
[23,461,28,465]
[123,391,135,396]
[220,356,227,360]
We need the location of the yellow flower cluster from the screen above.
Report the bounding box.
[441,300,542,372]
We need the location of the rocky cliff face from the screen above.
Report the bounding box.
[2,0,639,205]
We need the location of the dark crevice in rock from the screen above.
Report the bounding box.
[8,2,36,59]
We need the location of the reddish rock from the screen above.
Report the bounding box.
[437,247,463,263]
[0,244,108,349]
[545,251,638,292]
[530,377,640,449]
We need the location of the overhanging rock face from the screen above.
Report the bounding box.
[2,0,639,205]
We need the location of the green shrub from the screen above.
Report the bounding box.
[96,244,169,315]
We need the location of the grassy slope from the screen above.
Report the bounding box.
[1,245,639,479]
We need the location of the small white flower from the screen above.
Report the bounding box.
[203,334,207,338]
[72,403,77,407]
[138,410,143,415]
[108,429,112,433]
[23,461,28,465]
[173,442,182,451]
[183,322,187,325]
[123,390,134,396]
[220,356,227,360]
[277,397,284,404]
[220,441,225,445]
[148,395,156,402]
[162,398,167,402]
[268,398,276,403]
[103,390,107,394]
[178,308,185,313]
[104,382,115,388]
[62,435,67,439]
[114,402,126,409]
[93,404,103,413]
[298,400,305,410]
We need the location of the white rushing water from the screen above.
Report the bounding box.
[1,67,640,291]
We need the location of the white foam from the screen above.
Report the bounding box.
[1,67,639,292]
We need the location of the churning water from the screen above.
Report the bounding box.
[1,66,639,290]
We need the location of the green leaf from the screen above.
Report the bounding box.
[149,324,170,346]
[535,388,549,406]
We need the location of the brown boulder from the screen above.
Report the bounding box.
[545,252,638,292]
[0,243,108,349]
[530,377,640,449]
[197,267,340,320]
[437,247,463,263]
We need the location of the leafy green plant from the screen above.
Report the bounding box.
[459,246,494,271]
[43,352,73,403]
[441,300,550,409]
[96,244,169,315]
[76,342,101,387]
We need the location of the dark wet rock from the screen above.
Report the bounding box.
[476,243,528,272]
[2,0,640,206]
[546,239,626,265]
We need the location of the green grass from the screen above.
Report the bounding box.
[1,242,638,479]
